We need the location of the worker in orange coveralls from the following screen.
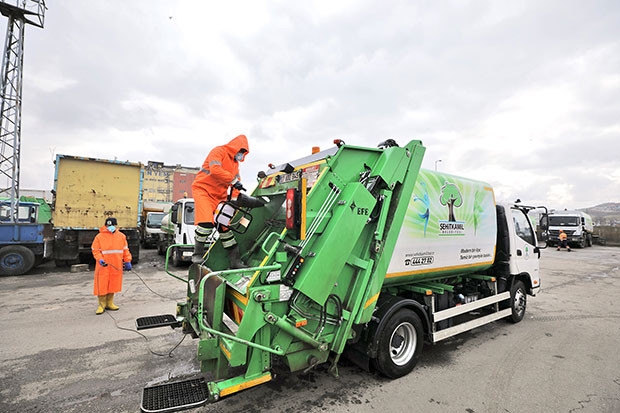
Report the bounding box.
[91,217,132,315]
[557,229,571,252]
[191,134,249,267]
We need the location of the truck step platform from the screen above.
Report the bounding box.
[136,314,180,331]
[141,377,209,413]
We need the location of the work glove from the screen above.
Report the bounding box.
[233,181,246,192]
[123,262,132,271]
[99,259,108,267]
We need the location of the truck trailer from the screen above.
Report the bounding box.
[52,155,142,266]
[138,139,547,412]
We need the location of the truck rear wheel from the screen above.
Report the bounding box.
[509,280,527,323]
[374,309,423,379]
[171,247,182,267]
[0,246,35,276]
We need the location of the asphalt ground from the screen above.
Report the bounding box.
[1,245,619,413]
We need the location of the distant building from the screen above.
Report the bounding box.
[172,166,198,201]
[142,161,198,203]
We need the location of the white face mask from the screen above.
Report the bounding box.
[107,225,116,233]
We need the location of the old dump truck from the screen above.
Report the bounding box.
[0,198,54,275]
[52,155,142,266]
[138,139,547,412]
[140,201,170,249]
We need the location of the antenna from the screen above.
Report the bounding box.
[0,1,45,222]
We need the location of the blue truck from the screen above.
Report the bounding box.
[0,199,54,276]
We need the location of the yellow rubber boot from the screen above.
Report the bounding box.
[106,293,119,311]
[96,296,107,315]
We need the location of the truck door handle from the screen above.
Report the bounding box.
[516,250,522,256]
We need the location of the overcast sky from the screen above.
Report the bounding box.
[5,0,619,210]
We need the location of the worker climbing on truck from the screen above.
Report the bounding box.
[191,134,251,267]
[91,217,132,315]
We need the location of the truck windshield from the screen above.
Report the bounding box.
[549,216,580,226]
[146,213,164,228]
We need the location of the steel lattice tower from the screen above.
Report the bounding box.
[0,0,45,222]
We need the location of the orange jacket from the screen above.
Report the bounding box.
[92,226,132,295]
[559,231,567,241]
[192,135,249,224]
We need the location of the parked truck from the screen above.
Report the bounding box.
[140,201,170,249]
[547,210,593,248]
[157,197,196,266]
[52,155,142,266]
[138,139,547,412]
[0,199,54,275]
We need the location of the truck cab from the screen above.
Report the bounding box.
[158,198,195,266]
[547,210,593,248]
[0,200,53,275]
[141,211,166,248]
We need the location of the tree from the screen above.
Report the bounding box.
[440,182,462,222]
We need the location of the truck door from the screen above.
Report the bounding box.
[510,207,540,285]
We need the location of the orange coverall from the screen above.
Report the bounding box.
[192,134,249,225]
[91,226,132,296]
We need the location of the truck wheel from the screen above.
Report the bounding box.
[586,234,593,247]
[374,309,423,379]
[171,247,182,267]
[0,246,36,276]
[509,280,527,323]
[578,238,586,248]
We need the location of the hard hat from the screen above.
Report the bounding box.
[105,217,118,226]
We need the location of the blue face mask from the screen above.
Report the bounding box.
[107,225,116,233]
[234,152,245,162]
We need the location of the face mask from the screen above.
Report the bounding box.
[107,225,116,233]
[234,152,245,162]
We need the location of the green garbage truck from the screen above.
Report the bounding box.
[138,139,548,412]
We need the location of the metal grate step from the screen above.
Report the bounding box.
[136,314,180,331]
[141,377,209,413]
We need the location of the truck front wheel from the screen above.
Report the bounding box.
[0,246,36,276]
[509,280,527,323]
[373,309,423,379]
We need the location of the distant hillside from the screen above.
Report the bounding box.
[579,203,620,225]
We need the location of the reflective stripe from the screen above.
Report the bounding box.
[220,230,236,248]
[222,238,237,248]
[200,168,210,175]
[101,249,125,254]
[209,160,222,167]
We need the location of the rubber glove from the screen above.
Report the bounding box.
[99,259,107,267]
[123,262,132,271]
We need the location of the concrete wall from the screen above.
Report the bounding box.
[594,226,620,246]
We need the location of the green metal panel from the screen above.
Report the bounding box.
[293,182,377,305]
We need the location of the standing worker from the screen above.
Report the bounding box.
[92,217,132,315]
[191,134,249,267]
[557,229,571,252]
